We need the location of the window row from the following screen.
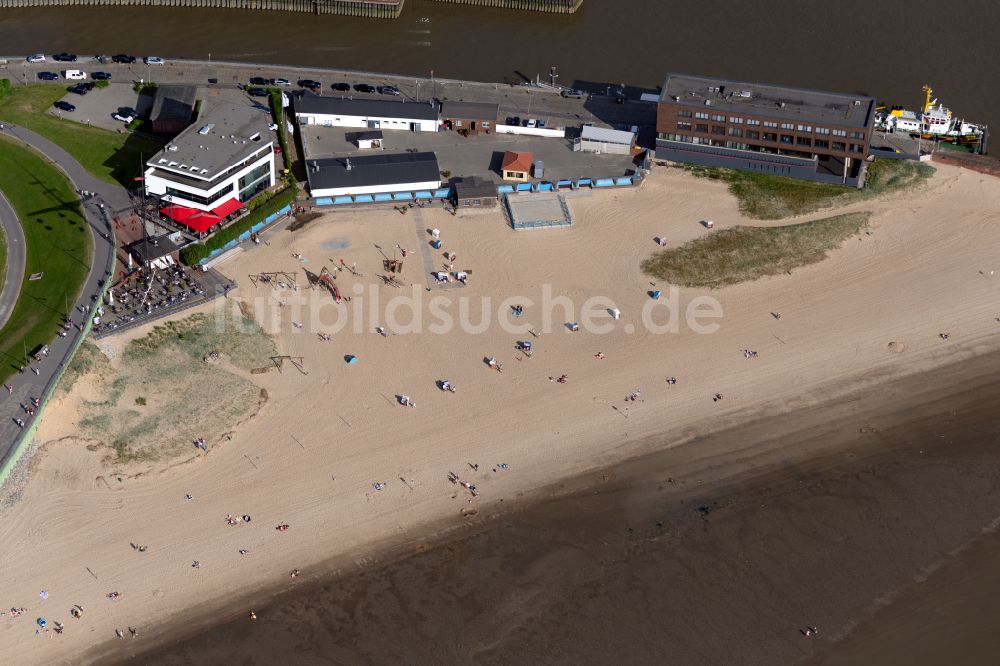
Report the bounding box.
[671,109,865,141]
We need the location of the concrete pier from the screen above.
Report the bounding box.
[431,0,582,12]
[0,0,406,18]
[0,0,583,15]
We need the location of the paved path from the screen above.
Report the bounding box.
[0,124,123,480]
[0,189,26,330]
[411,206,465,291]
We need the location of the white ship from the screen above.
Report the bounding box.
[877,85,986,145]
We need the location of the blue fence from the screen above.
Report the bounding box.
[200,204,292,265]
[310,175,646,211]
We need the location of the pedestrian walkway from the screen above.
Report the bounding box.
[0,124,122,485]
[411,207,464,291]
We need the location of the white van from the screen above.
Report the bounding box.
[64,70,87,80]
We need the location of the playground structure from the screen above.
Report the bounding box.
[249,271,298,290]
[309,267,342,302]
[251,355,308,375]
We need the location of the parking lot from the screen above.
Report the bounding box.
[13,57,659,145]
[48,81,150,132]
[301,125,638,184]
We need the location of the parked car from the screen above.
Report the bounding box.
[331,82,351,92]
[112,54,137,64]
[67,83,90,95]
[118,106,138,117]
[249,76,269,86]
[560,88,583,98]
[53,52,77,62]
[377,85,400,96]
[537,119,546,128]
[64,70,87,80]
[272,78,291,86]
[92,71,112,80]
[247,87,269,98]
[37,71,59,81]
[526,119,538,128]
[353,83,376,93]
[507,116,520,126]
[298,79,321,91]
[144,56,166,65]
[268,122,279,131]
[27,53,46,63]
[54,100,76,112]
[113,112,135,123]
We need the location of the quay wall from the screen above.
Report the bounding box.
[0,0,405,18]
[0,0,583,14]
[429,0,582,13]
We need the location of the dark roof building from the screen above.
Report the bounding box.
[453,176,498,207]
[307,151,442,197]
[656,73,876,187]
[150,85,198,135]
[440,101,500,135]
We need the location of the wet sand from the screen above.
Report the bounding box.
[119,348,1000,665]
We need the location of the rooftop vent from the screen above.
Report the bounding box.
[779,102,786,108]
[704,100,712,106]
[250,132,261,142]
[853,100,862,106]
[166,144,178,152]
[198,124,214,135]
[737,90,752,98]
[345,158,353,171]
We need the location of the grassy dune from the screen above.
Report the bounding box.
[642,212,871,288]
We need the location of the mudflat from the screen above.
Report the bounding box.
[125,348,1000,665]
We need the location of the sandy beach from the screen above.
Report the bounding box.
[2,161,1000,664]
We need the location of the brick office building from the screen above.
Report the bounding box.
[656,74,876,187]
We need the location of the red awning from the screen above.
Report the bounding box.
[160,204,222,233]
[182,210,223,233]
[160,204,197,222]
[211,198,242,219]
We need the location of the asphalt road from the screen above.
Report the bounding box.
[0,189,26,331]
[9,56,657,143]
[0,124,122,479]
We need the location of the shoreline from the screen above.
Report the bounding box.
[3,163,999,664]
[111,342,1000,664]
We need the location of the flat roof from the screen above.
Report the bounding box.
[146,101,273,179]
[440,101,500,119]
[294,94,439,122]
[353,130,384,141]
[660,73,875,129]
[307,151,440,191]
[151,85,198,122]
[581,125,635,144]
[126,234,185,261]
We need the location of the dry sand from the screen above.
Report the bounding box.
[2,163,1000,663]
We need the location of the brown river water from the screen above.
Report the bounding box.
[0,0,998,131]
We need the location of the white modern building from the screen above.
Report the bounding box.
[144,101,276,233]
[574,125,636,155]
[306,152,441,198]
[294,95,439,132]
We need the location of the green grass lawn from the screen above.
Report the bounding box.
[642,212,871,288]
[0,137,92,380]
[0,82,164,186]
[686,159,934,220]
[0,219,7,296]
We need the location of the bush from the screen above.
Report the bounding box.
[133,82,158,95]
[0,78,13,101]
[180,186,298,266]
[94,80,109,89]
